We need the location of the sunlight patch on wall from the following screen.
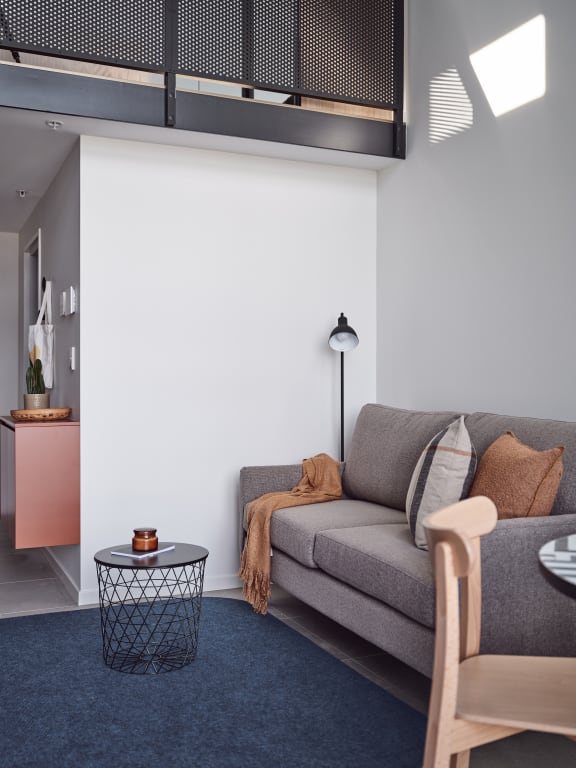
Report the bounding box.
[470,15,546,117]
[429,68,474,144]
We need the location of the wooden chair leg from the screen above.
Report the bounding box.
[451,751,470,768]
[423,720,454,768]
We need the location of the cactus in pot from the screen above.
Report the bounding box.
[23,358,50,409]
[26,358,46,394]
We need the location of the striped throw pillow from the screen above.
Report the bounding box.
[406,416,477,549]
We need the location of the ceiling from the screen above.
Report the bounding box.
[0,100,396,234]
[0,107,77,232]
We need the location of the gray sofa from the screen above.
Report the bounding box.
[239,404,576,677]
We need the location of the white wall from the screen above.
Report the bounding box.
[19,143,81,588]
[0,232,19,415]
[377,0,576,420]
[79,136,376,602]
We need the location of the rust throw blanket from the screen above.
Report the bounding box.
[239,453,342,615]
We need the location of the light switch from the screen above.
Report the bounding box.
[69,286,77,314]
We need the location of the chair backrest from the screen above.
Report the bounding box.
[424,497,498,663]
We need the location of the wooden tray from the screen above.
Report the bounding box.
[10,408,72,422]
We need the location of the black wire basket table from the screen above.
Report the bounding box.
[94,542,209,674]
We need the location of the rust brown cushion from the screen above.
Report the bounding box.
[468,431,564,519]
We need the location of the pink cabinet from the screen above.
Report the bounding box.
[0,417,80,548]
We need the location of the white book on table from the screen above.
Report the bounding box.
[110,545,176,560]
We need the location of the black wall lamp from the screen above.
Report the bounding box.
[328,313,359,462]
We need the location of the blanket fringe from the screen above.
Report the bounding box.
[239,548,270,615]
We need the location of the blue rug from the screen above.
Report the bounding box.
[1,598,426,767]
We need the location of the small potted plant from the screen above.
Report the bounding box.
[24,358,50,409]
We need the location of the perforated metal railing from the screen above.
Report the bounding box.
[179,0,246,84]
[0,0,403,112]
[0,0,166,70]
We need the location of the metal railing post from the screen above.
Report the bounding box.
[164,0,178,127]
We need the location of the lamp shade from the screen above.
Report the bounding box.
[328,313,359,352]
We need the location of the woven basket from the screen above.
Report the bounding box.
[10,408,71,422]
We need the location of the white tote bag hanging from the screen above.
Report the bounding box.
[28,280,55,388]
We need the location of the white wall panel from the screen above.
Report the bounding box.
[79,136,376,601]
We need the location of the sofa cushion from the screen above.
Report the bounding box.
[343,404,462,510]
[270,500,405,568]
[406,415,477,549]
[465,412,576,515]
[469,432,564,519]
[313,524,435,628]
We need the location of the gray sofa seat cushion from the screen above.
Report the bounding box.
[343,404,462,510]
[466,412,576,515]
[270,500,405,569]
[313,524,435,628]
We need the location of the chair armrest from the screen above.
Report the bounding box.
[480,513,576,656]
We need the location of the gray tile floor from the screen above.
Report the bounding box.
[1,524,575,766]
[0,525,77,617]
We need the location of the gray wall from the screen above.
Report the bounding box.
[20,142,80,420]
[0,232,19,414]
[377,0,576,420]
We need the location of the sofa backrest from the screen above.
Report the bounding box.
[465,412,576,515]
[343,404,576,516]
[343,404,462,511]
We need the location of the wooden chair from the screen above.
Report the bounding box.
[422,496,576,768]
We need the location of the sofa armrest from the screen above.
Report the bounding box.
[239,460,346,513]
[237,464,304,552]
[237,461,345,553]
[239,464,304,515]
[480,513,576,656]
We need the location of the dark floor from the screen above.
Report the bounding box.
[1,526,575,767]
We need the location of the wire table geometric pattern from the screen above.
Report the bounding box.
[94,543,209,674]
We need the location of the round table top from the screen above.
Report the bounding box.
[538,533,576,597]
[94,542,209,569]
